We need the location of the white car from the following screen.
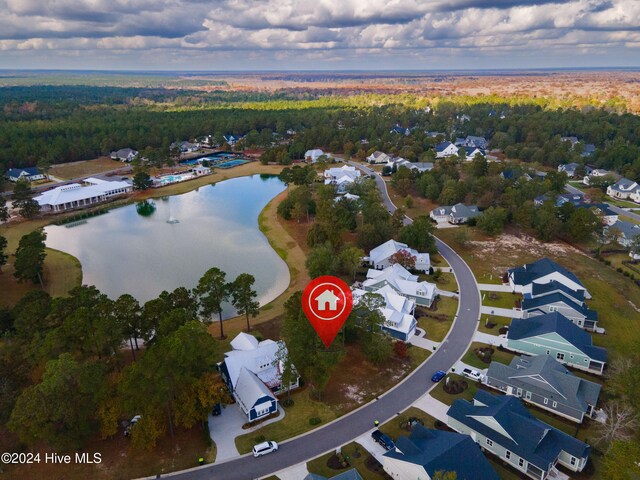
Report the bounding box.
[462,368,483,381]
[253,441,278,457]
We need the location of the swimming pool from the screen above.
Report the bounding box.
[159,173,193,184]
[180,159,201,165]
[217,160,249,169]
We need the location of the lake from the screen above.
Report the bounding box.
[44,175,290,317]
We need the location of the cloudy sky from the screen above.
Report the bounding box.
[0,0,638,70]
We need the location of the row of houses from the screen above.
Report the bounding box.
[366,151,434,173]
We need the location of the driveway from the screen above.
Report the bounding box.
[412,394,450,423]
[355,430,390,465]
[208,404,286,462]
[480,306,523,318]
[169,160,482,480]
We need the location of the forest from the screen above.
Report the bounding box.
[1,86,640,181]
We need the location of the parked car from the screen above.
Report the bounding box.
[431,370,446,382]
[211,403,221,416]
[253,441,278,457]
[462,368,482,381]
[371,429,395,451]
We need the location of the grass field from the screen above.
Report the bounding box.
[481,291,520,309]
[478,314,511,335]
[49,156,126,179]
[462,342,517,370]
[429,373,480,405]
[417,296,458,342]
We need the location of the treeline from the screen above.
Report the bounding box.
[0,264,262,451]
[3,86,640,180]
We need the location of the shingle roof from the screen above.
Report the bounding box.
[435,141,454,152]
[447,391,590,471]
[507,312,607,362]
[234,367,276,415]
[529,280,585,302]
[508,258,584,289]
[450,203,480,219]
[522,293,597,321]
[609,220,640,240]
[384,425,499,480]
[7,167,40,177]
[487,356,601,415]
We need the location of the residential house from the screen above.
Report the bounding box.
[110,148,138,162]
[426,131,445,139]
[219,333,299,422]
[304,469,363,480]
[223,135,241,147]
[324,165,361,194]
[521,291,597,331]
[582,168,610,186]
[334,193,360,204]
[353,285,417,341]
[383,424,499,480]
[606,177,638,200]
[366,239,430,272]
[506,312,607,374]
[463,136,488,149]
[400,161,433,173]
[457,114,471,123]
[581,144,596,157]
[391,124,411,136]
[171,141,200,153]
[6,167,45,183]
[561,136,580,147]
[447,391,590,480]
[35,178,132,213]
[486,355,601,423]
[500,169,532,182]
[575,203,618,226]
[193,165,211,176]
[305,149,325,163]
[429,206,452,222]
[632,188,640,204]
[363,264,436,307]
[459,146,486,161]
[557,162,581,178]
[434,141,459,158]
[606,219,640,248]
[197,134,216,147]
[449,203,480,224]
[507,257,591,298]
[533,192,585,208]
[367,151,392,164]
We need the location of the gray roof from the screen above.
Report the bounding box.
[431,205,453,216]
[384,425,499,480]
[609,220,640,240]
[522,293,597,321]
[450,203,479,220]
[610,177,638,192]
[507,312,607,362]
[234,367,276,415]
[487,355,601,415]
[529,280,585,303]
[447,391,590,472]
[464,136,488,148]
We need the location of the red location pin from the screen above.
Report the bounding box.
[302,276,353,348]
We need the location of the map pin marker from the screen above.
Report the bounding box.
[302,275,353,348]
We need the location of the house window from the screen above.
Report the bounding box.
[553,401,558,408]
[486,438,493,447]
[516,388,523,397]
[525,391,532,400]
[570,457,577,466]
[548,306,558,312]
[570,355,574,359]
[585,358,589,362]
[505,451,511,459]
[556,353,565,361]
[546,350,550,355]
[518,458,525,467]
[543,398,549,405]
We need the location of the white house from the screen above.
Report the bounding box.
[606,219,640,248]
[507,258,591,299]
[353,285,417,341]
[7,167,45,183]
[582,168,610,185]
[219,333,299,422]
[324,165,361,194]
[363,264,436,307]
[366,239,430,272]
[110,148,138,162]
[459,146,486,161]
[223,135,241,147]
[434,141,458,158]
[35,178,132,212]
[367,151,392,164]
[607,178,639,200]
[305,149,325,163]
[429,206,452,222]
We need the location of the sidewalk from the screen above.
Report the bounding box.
[480,305,522,318]
[408,328,440,351]
[473,331,507,347]
[477,283,512,292]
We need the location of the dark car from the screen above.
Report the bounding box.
[431,370,446,382]
[212,403,221,416]
[371,429,395,451]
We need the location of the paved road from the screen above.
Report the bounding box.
[565,183,640,223]
[167,162,481,480]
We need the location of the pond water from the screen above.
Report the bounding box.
[45,175,290,317]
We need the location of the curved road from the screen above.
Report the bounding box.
[168,162,480,480]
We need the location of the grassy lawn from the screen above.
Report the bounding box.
[481,291,520,309]
[429,373,479,406]
[430,253,449,268]
[605,197,638,209]
[235,388,340,454]
[421,272,457,292]
[602,252,639,277]
[478,314,511,335]
[378,407,438,440]
[462,342,517,370]
[306,442,388,480]
[417,296,458,342]
[49,156,125,179]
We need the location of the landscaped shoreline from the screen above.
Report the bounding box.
[0,162,289,310]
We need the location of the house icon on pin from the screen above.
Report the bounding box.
[315,289,340,311]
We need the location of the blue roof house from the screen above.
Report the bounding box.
[383,425,499,480]
[7,167,45,183]
[507,258,591,299]
[522,290,598,331]
[506,312,607,374]
[447,391,590,480]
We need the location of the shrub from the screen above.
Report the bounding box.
[617,267,624,273]
[394,341,409,359]
[604,260,611,266]
[309,417,322,426]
